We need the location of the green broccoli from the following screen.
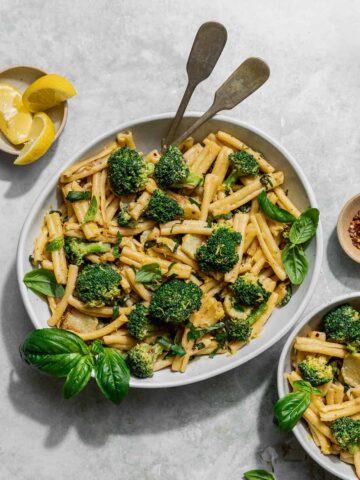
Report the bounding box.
[298,355,333,386]
[331,417,360,453]
[127,342,163,378]
[127,304,155,341]
[117,206,136,227]
[75,263,121,307]
[278,282,292,307]
[154,145,203,188]
[64,237,111,266]
[323,304,360,345]
[195,226,242,273]
[145,189,184,224]
[226,301,268,342]
[108,146,154,196]
[223,151,260,188]
[231,273,270,307]
[149,278,202,325]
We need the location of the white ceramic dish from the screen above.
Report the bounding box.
[278,293,360,480]
[17,112,323,388]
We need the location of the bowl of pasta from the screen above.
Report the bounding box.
[278,293,360,480]
[17,112,322,388]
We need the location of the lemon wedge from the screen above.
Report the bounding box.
[0,83,33,144]
[14,112,55,165]
[23,74,77,112]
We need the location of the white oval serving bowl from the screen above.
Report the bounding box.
[278,293,360,480]
[17,112,323,388]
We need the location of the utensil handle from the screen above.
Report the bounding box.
[172,104,219,146]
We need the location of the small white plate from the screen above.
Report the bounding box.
[278,293,360,480]
[17,112,323,388]
[0,65,68,155]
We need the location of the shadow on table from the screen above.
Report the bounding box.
[2,262,277,450]
[0,141,59,199]
[326,227,360,288]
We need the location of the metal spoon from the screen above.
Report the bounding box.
[172,57,270,146]
[162,21,227,147]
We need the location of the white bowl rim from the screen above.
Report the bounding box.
[277,292,360,480]
[17,111,324,388]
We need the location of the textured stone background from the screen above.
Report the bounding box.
[1,0,360,478]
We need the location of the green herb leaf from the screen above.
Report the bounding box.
[156,336,185,356]
[274,390,310,432]
[187,321,225,341]
[46,236,64,252]
[112,305,120,320]
[293,380,324,396]
[135,263,162,284]
[113,232,123,257]
[258,191,296,223]
[66,191,92,202]
[282,243,309,285]
[93,343,130,404]
[195,342,205,350]
[83,196,98,223]
[289,208,319,245]
[23,269,65,297]
[243,470,275,480]
[63,356,93,399]
[20,328,90,378]
[187,197,201,208]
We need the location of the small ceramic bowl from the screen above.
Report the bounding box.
[0,65,68,155]
[337,193,360,263]
[278,293,360,480]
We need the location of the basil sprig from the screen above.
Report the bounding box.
[281,208,319,285]
[23,269,65,297]
[258,191,296,223]
[20,329,130,403]
[66,191,92,202]
[274,380,323,432]
[135,263,162,284]
[243,470,275,480]
[156,336,185,356]
[83,196,98,223]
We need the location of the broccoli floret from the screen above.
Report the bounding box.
[224,151,260,188]
[298,355,333,386]
[128,304,154,341]
[323,304,360,344]
[195,226,242,273]
[64,237,111,266]
[117,206,135,227]
[331,417,360,453]
[149,278,202,325]
[225,301,268,341]
[154,146,203,188]
[127,343,163,378]
[145,189,184,224]
[108,147,154,196]
[75,263,121,307]
[231,273,270,307]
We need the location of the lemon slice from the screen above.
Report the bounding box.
[0,83,33,144]
[14,112,55,165]
[22,74,76,112]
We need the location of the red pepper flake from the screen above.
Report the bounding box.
[348,210,360,248]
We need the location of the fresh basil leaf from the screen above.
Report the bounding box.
[113,232,123,257]
[46,236,64,252]
[66,191,92,202]
[94,345,130,404]
[274,390,310,432]
[83,196,98,223]
[289,208,319,245]
[293,380,324,396]
[187,197,201,208]
[243,470,275,480]
[282,243,309,285]
[23,269,65,297]
[195,342,205,350]
[63,356,93,399]
[156,336,185,356]
[135,263,162,284]
[258,191,296,223]
[112,305,120,320]
[20,328,90,378]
